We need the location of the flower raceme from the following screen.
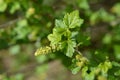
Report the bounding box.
[35,45,60,56]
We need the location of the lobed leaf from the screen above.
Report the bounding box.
[66,40,76,57]
[63,10,84,28]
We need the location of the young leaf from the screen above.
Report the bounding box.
[55,19,67,28]
[112,61,120,67]
[114,70,120,76]
[114,45,120,60]
[66,40,76,57]
[10,2,20,14]
[82,66,88,77]
[77,0,89,10]
[53,28,66,35]
[72,67,81,74]
[48,33,61,45]
[111,3,120,16]
[63,10,84,28]
[0,0,7,12]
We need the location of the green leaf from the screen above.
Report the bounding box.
[14,19,30,39]
[100,64,108,74]
[77,0,89,10]
[14,74,24,80]
[53,27,66,35]
[102,34,112,44]
[84,72,95,80]
[100,9,115,22]
[98,61,112,74]
[48,20,67,44]
[17,19,28,27]
[82,66,88,77]
[114,45,120,60]
[55,19,67,28]
[90,11,99,25]
[104,61,112,69]
[63,10,84,28]
[114,70,120,76]
[10,2,20,14]
[72,67,81,74]
[54,20,67,35]
[66,40,76,57]
[9,45,20,55]
[71,31,78,38]
[90,9,115,25]
[0,0,7,12]
[112,61,120,67]
[112,3,120,16]
[48,33,61,45]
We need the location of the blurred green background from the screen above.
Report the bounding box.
[0,0,120,80]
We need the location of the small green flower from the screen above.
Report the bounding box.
[35,45,60,56]
[35,46,52,56]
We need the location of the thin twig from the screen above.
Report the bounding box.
[75,49,82,56]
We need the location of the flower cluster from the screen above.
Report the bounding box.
[35,45,60,56]
[75,54,88,67]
